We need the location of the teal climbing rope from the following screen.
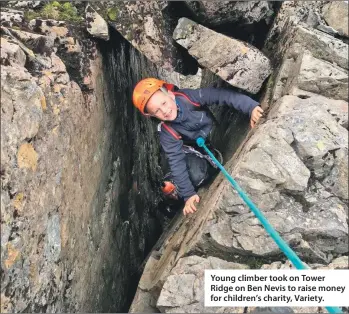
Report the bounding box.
[196,137,342,314]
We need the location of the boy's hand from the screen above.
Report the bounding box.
[250,106,264,128]
[183,194,200,215]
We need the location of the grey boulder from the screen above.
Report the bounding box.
[173,18,272,94]
[322,1,349,37]
[85,4,109,41]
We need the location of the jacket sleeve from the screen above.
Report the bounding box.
[159,128,196,201]
[181,88,259,116]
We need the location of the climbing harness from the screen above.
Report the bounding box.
[160,144,222,198]
[182,145,220,169]
[196,137,342,314]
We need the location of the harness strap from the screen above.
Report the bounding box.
[158,92,201,141]
[173,91,200,107]
[175,91,219,126]
[183,145,218,169]
[160,122,182,140]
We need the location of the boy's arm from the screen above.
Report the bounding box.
[181,87,259,116]
[159,130,196,201]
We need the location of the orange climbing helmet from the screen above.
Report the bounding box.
[132,78,174,115]
[161,181,176,195]
[161,181,178,200]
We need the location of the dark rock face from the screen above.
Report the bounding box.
[96,29,166,312]
[0,6,164,313]
[91,1,198,74]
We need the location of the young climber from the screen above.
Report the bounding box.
[132,78,264,216]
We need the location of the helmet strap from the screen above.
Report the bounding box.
[160,86,168,95]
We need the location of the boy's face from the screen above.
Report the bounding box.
[145,89,178,121]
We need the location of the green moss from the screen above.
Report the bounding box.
[59,2,82,22]
[24,10,40,21]
[62,2,74,11]
[41,3,60,20]
[51,1,61,8]
[125,32,133,41]
[107,7,119,21]
[23,1,82,23]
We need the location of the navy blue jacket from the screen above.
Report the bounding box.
[159,88,259,201]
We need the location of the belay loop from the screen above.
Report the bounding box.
[196,137,342,314]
